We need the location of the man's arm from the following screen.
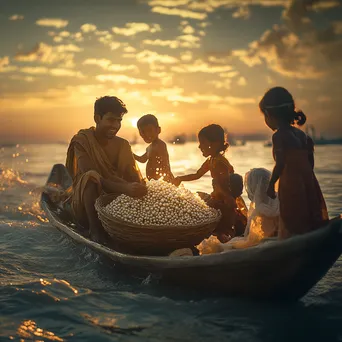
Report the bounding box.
[76,145,146,196]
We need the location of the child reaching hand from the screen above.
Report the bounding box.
[133,114,174,183]
[174,124,247,242]
[259,86,329,238]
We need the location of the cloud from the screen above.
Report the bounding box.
[0,56,17,73]
[234,23,342,79]
[112,22,161,36]
[36,18,69,28]
[83,58,111,69]
[9,75,34,82]
[80,23,97,33]
[83,58,138,72]
[14,43,82,68]
[225,96,256,105]
[49,69,84,78]
[180,51,193,61]
[9,14,24,21]
[237,76,247,86]
[151,6,207,20]
[136,50,179,64]
[172,59,234,73]
[59,31,71,37]
[232,6,250,19]
[143,39,181,49]
[283,0,341,30]
[96,74,147,84]
[98,35,121,50]
[56,44,83,52]
[209,78,232,90]
[143,34,200,49]
[148,0,190,5]
[19,66,84,78]
[20,66,49,74]
[220,71,239,78]
[182,25,195,34]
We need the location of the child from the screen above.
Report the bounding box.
[259,86,329,239]
[133,114,174,183]
[174,124,247,242]
[198,168,279,254]
[244,168,279,239]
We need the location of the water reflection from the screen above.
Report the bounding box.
[16,319,64,341]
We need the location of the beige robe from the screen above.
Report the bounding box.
[65,127,142,222]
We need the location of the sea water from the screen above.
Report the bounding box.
[1,142,342,341]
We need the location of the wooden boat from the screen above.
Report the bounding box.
[41,164,342,301]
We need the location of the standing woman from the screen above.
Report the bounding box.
[259,87,329,239]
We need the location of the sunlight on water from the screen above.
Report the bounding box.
[0,142,341,341]
[16,320,64,341]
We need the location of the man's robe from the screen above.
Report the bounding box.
[65,127,142,222]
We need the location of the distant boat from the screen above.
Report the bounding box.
[170,134,186,145]
[229,138,246,147]
[264,125,342,147]
[306,125,342,146]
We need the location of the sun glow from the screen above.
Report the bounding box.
[130,117,139,128]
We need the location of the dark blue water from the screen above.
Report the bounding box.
[1,143,342,341]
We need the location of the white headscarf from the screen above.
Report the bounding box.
[244,168,279,237]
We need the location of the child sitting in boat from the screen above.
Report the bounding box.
[198,168,279,253]
[133,114,174,183]
[174,124,247,242]
[244,168,279,239]
[259,86,329,238]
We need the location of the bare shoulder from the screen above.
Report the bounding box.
[114,136,129,144]
[153,139,168,152]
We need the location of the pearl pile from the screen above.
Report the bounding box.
[103,179,219,226]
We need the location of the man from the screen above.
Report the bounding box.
[65,96,147,242]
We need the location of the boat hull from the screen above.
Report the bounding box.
[41,164,342,300]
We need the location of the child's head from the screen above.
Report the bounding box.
[198,124,229,157]
[245,168,271,202]
[94,96,128,139]
[137,114,161,143]
[259,87,306,131]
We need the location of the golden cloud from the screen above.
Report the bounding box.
[136,50,179,64]
[9,14,24,20]
[151,6,207,20]
[172,60,234,73]
[0,56,17,73]
[80,23,97,33]
[36,18,69,28]
[14,43,82,68]
[112,22,161,36]
[96,74,148,84]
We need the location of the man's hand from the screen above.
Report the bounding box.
[125,182,147,198]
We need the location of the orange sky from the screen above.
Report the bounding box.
[1,0,342,143]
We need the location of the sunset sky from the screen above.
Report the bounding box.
[1,0,342,143]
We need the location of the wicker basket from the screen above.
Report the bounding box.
[95,193,221,255]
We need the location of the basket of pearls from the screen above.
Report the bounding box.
[95,179,221,255]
